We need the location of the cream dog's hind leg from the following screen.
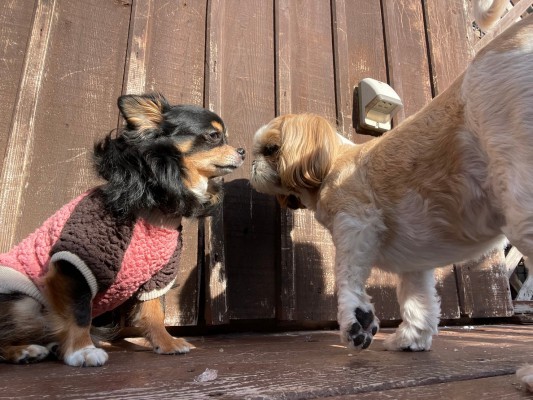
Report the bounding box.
[383,270,441,351]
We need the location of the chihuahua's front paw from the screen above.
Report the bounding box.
[154,337,191,355]
[342,307,379,350]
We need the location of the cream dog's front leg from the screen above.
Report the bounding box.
[331,212,382,350]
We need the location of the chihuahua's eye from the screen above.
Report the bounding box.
[263,144,279,156]
[208,131,221,141]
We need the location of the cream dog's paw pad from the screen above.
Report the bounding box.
[347,308,379,349]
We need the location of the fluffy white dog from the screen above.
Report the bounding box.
[251,0,533,390]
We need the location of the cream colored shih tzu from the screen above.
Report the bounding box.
[250,12,533,357]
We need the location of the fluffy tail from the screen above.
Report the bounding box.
[473,0,509,31]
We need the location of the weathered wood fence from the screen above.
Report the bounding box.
[1,0,531,328]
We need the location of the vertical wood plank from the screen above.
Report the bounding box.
[277,0,338,321]
[204,0,229,324]
[121,0,209,326]
[455,249,513,317]
[5,0,131,244]
[122,0,152,96]
[206,0,277,322]
[0,0,36,176]
[0,0,57,251]
[424,0,476,95]
[332,0,387,142]
[424,0,513,317]
[382,0,433,123]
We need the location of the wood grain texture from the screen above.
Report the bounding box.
[203,0,228,324]
[122,0,151,96]
[332,0,387,142]
[277,0,338,321]
[328,374,527,399]
[0,0,57,251]
[0,325,531,399]
[382,0,433,123]
[423,0,476,95]
[456,249,513,317]
[0,0,36,177]
[206,0,277,321]
[0,0,131,253]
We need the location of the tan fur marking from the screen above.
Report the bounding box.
[183,145,238,181]
[177,139,194,154]
[58,325,94,356]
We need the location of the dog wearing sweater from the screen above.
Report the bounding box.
[0,93,245,367]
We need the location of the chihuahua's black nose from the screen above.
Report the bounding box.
[237,148,246,159]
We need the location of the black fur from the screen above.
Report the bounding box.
[93,93,226,219]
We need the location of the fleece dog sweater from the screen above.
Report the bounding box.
[0,189,182,317]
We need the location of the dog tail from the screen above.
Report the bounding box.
[0,293,54,347]
[473,0,509,31]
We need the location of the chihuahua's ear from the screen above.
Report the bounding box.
[118,93,170,131]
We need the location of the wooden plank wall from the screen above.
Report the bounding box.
[0,0,516,328]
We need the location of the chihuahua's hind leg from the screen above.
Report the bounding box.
[44,260,108,367]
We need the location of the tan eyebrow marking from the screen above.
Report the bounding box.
[176,139,194,154]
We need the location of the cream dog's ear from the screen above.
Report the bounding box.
[278,114,339,191]
[276,194,306,209]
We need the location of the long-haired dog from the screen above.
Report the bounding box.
[0,93,245,367]
[251,2,533,386]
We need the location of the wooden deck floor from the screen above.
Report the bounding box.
[1,325,533,399]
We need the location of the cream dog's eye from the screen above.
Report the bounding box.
[263,144,279,156]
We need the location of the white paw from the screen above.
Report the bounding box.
[64,346,109,367]
[383,324,434,351]
[15,345,49,363]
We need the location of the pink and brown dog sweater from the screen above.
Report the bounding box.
[0,189,182,317]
